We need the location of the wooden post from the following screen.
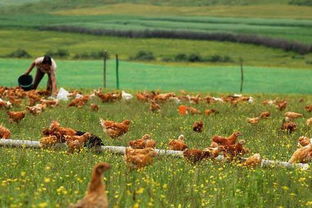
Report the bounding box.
[240,57,244,93]
[116,54,120,89]
[103,51,107,88]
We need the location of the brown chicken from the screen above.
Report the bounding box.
[95,90,121,103]
[183,149,211,163]
[0,125,11,139]
[204,109,218,116]
[193,121,203,132]
[65,132,92,153]
[247,117,260,124]
[288,144,312,164]
[42,121,77,142]
[154,93,175,102]
[281,119,297,133]
[168,135,188,151]
[212,132,242,146]
[305,105,312,112]
[124,147,157,169]
[188,107,201,115]
[0,99,12,109]
[129,134,156,149]
[40,99,59,108]
[298,136,312,147]
[275,100,287,111]
[284,112,303,119]
[90,104,99,111]
[39,135,59,148]
[223,140,249,159]
[26,103,47,115]
[306,118,312,126]
[259,111,270,119]
[68,95,90,108]
[242,153,261,167]
[99,119,131,138]
[149,100,160,112]
[7,111,26,123]
[69,162,111,208]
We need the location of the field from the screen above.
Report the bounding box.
[1,58,312,94]
[1,0,312,207]
[0,89,312,207]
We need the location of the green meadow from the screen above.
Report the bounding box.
[1,58,312,94]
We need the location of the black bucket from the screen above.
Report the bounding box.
[18,74,33,91]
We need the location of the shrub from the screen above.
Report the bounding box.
[73,51,110,59]
[174,53,188,62]
[6,49,31,58]
[289,0,312,6]
[188,53,203,62]
[46,49,69,58]
[130,51,155,61]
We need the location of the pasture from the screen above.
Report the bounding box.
[0,88,312,207]
[1,58,312,94]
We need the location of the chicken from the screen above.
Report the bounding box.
[212,132,242,146]
[99,119,131,138]
[26,103,47,115]
[95,90,121,103]
[259,111,270,119]
[305,105,312,112]
[187,94,201,104]
[136,92,150,102]
[178,105,188,115]
[129,134,156,149]
[68,95,90,108]
[0,99,12,109]
[154,93,175,102]
[39,135,59,148]
[284,112,303,119]
[247,117,260,124]
[297,136,312,147]
[204,109,218,116]
[307,118,312,126]
[65,132,92,153]
[168,135,188,151]
[281,118,297,133]
[7,111,26,123]
[288,144,312,164]
[8,96,22,106]
[222,140,249,158]
[40,99,59,108]
[124,147,157,169]
[149,100,160,112]
[183,149,211,163]
[275,100,287,111]
[193,121,203,132]
[188,107,201,115]
[242,153,261,167]
[90,104,99,111]
[69,162,111,208]
[262,99,274,105]
[0,125,11,139]
[42,121,77,142]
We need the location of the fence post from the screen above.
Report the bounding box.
[116,54,119,89]
[103,51,107,88]
[240,57,244,93]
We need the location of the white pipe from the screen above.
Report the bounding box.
[0,139,309,170]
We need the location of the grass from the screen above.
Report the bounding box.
[1,58,312,94]
[1,14,312,44]
[0,29,312,69]
[0,89,312,207]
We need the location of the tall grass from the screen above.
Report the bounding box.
[0,90,311,207]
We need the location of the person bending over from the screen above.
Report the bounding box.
[24,55,57,96]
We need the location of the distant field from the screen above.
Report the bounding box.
[1,58,312,94]
[0,29,311,69]
[54,3,312,19]
[1,14,312,44]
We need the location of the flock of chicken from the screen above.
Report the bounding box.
[0,86,312,169]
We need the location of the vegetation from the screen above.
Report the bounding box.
[0,88,312,207]
[5,49,32,58]
[1,58,312,94]
[1,30,311,69]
